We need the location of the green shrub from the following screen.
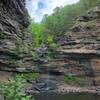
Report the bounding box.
[0,75,32,100]
[64,75,85,86]
[18,73,39,81]
[0,32,7,39]
[64,75,77,82]
[29,23,45,48]
[29,22,59,59]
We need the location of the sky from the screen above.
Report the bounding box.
[26,0,79,22]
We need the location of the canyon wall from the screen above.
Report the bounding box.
[0,0,34,69]
[39,7,100,85]
[0,0,100,85]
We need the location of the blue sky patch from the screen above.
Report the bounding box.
[38,1,45,9]
[26,0,79,22]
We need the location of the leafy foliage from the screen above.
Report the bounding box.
[64,75,86,86]
[0,75,32,100]
[29,0,100,59]
[29,23,45,47]
[42,0,100,36]
[29,22,59,59]
[29,22,57,46]
[79,0,100,11]
[18,73,39,81]
[0,32,9,39]
[42,4,81,36]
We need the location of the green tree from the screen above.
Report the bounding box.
[42,0,100,37]
[29,22,45,47]
[42,4,81,36]
[79,0,100,11]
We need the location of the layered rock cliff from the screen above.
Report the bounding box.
[0,0,34,69]
[59,7,100,78]
[37,7,100,85]
[0,0,100,86]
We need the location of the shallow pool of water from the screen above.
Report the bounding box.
[34,93,100,100]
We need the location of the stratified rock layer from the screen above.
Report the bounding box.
[0,0,100,86]
[38,7,100,85]
[0,0,34,68]
[58,7,100,78]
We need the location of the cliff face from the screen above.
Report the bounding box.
[38,7,100,85]
[0,0,100,86]
[59,7,100,78]
[0,0,34,68]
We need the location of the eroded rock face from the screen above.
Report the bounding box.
[27,78,57,93]
[0,2,100,86]
[0,0,34,68]
[57,7,100,79]
[37,7,100,85]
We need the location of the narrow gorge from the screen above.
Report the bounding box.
[0,0,100,99]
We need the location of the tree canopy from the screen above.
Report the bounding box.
[29,0,100,48]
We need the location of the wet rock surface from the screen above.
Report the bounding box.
[27,78,57,93]
[25,73,100,94]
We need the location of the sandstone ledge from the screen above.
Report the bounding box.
[59,49,100,55]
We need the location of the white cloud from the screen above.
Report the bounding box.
[26,0,79,22]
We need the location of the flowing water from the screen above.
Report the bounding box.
[34,93,100,100]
